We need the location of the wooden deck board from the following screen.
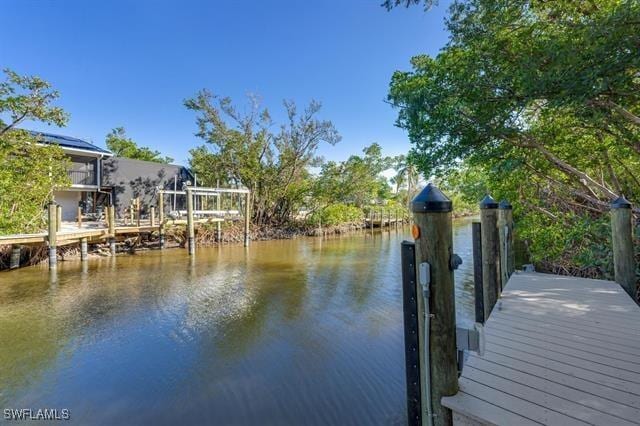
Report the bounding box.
[484,327,640,373]
[442,272,640,426]
[489,310,640,342]
[467,356,640,421]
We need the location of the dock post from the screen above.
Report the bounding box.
[158,192,165,249]
[56,204,62,232]
[472,221,484,324]
[10,245,21,269]
[412,183,458,426]
[610,196,637,299]
[136,197,141,227]
[244,192,250,247]
[480,195,500,320]
[150,206,156,227]
[216,192,221,242]
[499,200,514,280]
[369,209,373,232]
[80,237,88,261]
[48,202,58,268]
[129,204,134,226]
[186,186,195,254]
[77,206,82,228]
[108,204,116,255]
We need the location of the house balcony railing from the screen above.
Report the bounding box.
[68,170,96,186]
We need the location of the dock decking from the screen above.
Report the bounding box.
[442,272,640,426]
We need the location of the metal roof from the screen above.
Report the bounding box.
[28,130,112,155]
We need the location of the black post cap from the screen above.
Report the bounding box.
[479,194,498,209]
[498,199,512,210]
[611,195,632,209]
[411,183,452,213]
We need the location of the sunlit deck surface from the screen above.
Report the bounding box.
[442,272,640,426]
[0,218,225,246]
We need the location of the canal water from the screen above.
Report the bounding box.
[0,217,476,425]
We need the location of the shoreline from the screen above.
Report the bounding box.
[0,214,480,271]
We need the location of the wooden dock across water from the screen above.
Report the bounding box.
[442,272,640,425]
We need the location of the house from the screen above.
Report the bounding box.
[101,156,193,218]
[32,131,112,221]
[32,131,192,221]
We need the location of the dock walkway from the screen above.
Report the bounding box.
[442,272,640,426]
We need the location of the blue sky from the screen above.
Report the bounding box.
[1,0,450,166]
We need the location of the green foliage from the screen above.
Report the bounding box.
[313,143,394,208]
[106,127,173,163]
[382,0,433,11]
[185,91,340,225]
[307,203,364,227]
[0,70,70,234]
[388,0,640,276]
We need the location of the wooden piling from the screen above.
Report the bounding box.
[610,196,637,299]
[412,183,458,426]
[158,192,165,248]
[48,202,57,268]
[10,245,21,269]
[186,187,195,254]
[56,204,62,232]
[80,237,88,261]
[150,206,156,227]
[77,206,83,228]
[136,197,141,227]
[480,195,500,320]
[370,209,374,231]
[129,204,134,226]
[108,205,116,255]
[244,192,250,247]
[472,221,484,324]
[216,191,221,241]
[499,200,514,279]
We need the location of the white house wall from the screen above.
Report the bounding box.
[53,190,81,221]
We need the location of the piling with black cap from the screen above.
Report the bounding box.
[411,183,458,426]
[610,196,637,299]
[472,222,484,324]
[480,195,500,319]
[498,199,514,286]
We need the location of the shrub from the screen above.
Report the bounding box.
[307,204,364,227]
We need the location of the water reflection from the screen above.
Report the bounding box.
[0,218,476,425]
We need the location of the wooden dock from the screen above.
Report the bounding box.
[442,272,640,426]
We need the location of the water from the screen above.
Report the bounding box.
[0,218,476,425]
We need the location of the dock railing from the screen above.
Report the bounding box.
[401,185,638,426]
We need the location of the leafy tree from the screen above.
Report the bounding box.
[105,127,173,163]
[0,69,70,234]
[185,91,340,225]
[390,154,420,208]
[388,0,640,276]
[313,143,394,208]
